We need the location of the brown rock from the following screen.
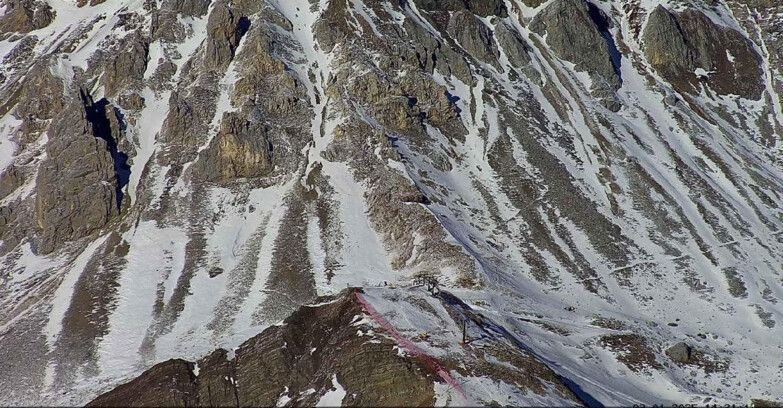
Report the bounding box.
[530,0,621,89]
[0,0,55,37]
[88,290,436,407]
[447,10,499,66]
[204,2,249,72]
[162,0,211,17]
[117,93,146,111]
[15,59,66,139]
[194,112,272,183]
[643,6,764,100]
[0,165,23,199]
[102,33,150,97]
[87,359,198,407]
[34,89,125,254]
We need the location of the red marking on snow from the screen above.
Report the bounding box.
[354,289,467,399]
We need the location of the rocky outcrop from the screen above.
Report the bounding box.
[519,0,545,7]
[158,86,218,163]
[0,206,12,238]
[495,21,532,69]
[0,166,23,200]
[232,15,299,109]
[750,399,783,408]
[193,112,272,183]
[15,60,66,142]
[204,2,248,71]
[447,10,499,66]
[100,33,150,97]
[2,35,38,69]
[0,0,54,37]
[642,6,764,100]
[417,0,507,17]
[76,0,109,7]
[151,0,210,43]
[530,0,621,90]
[161,0,211,18]
[88,290,437,407]
[34,90,128,255]
[117,93,145,111]
[87,359,197,407]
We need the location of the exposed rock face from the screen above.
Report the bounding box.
[0,0,54,37]
[15,60,66,141]
[194,112,272,182]
[0,206,12,238]
[204,2,248,71]
[76,0,109,7]
[158,87,218,163]
[519,0,545,7]
[100,33,150,97]
[87,359,198,407]
[495,21,532,69]
[88,291,437,407]
[117,93,145,111]
[151,0,211,44]
[162,0,211,17]
[750,399,783,408]
[643,6,764,100]
[530,0,621,90]
[2,35,38,69]
[417,0,507,17]
[447,10,499,66]
[0,166,23,199]
[34,90,127,254]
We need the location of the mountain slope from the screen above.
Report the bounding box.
[87,288,583,407]
[0,0,782,405]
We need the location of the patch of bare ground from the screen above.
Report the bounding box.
[590,314,627,331]
[670,347,729,375]
[598,333,663,373]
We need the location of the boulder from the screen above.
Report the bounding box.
[665,342,692,363]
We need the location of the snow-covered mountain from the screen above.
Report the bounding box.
[0,0,782,405]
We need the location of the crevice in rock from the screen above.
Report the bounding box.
[587,2,622,84]
[79,89,131,210]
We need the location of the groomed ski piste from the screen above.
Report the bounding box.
[0,0,782,405]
